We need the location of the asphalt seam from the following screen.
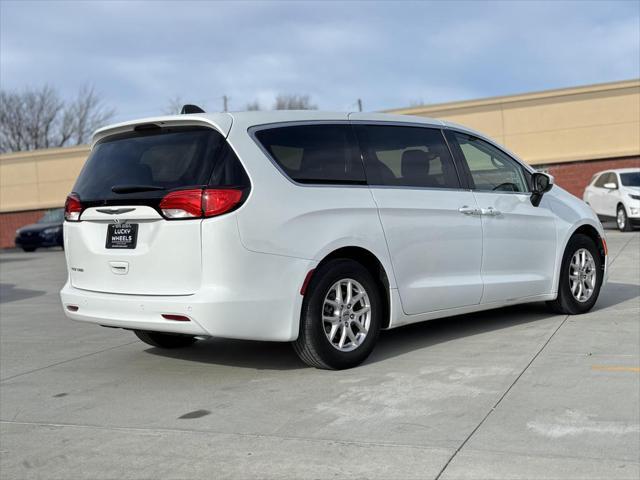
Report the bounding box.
[0,419,453,453]
[0,341,139,383]
[434,314,570,480]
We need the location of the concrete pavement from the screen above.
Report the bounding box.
[0,229,638,479]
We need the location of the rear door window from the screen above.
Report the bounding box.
[254,124,366,184]
[353,124,461,188]
[73,126,228,202]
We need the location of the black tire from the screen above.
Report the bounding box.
[617,204,633,232]
[134,330,197,348]
[547,234,603,315]
[293,259,382,370]
[22,247,36,252]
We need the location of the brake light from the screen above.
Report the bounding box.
[64,194,83,221]
[159,189,203,218]
[159,189,243,219]
[203,189,243,217]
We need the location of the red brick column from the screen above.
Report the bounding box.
[0,210,47,249]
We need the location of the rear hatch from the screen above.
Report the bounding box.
[65,123,247,295]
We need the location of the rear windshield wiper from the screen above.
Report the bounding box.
[111,184,166,194]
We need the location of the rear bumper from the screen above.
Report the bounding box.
[60,250,315,341]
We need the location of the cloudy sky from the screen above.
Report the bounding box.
[2,0,639,122]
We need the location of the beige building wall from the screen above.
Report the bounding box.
[0,145,90,213]
[388,79,640,166]
[0,79,639,214]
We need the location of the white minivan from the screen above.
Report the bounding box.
[61,111,607,369]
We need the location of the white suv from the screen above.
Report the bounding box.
[61,111,607,369]
[583,168,640,231]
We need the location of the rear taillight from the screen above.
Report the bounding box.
[159,189,203,218]
[159,188,244,219]
[64,194,83,221]
[203,189,243,217]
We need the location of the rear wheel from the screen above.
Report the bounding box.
[617,205,632,232]
[547,234,602,315]
[134,330,197,348]
[22,247,36,252]
[293,259,382,370]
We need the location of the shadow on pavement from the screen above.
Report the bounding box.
[145,282,638,371]
[595,282,640,310]
[0,256,37,264]
[0,283,47,304]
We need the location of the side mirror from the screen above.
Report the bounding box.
[530,172,554,207]
[603,182,617,190]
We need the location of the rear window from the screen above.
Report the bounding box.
[254,124,366,184]
[73,126,246,202]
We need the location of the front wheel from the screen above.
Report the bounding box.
[134,330,197,349]
[547,234,603,315]
[617,205,632,232]
[293,259,382,370]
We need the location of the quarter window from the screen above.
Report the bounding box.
[454,133,528,193]
[254,124,365,184]
[354,125,461,188]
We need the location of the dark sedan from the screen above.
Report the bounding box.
[15,208,64,252]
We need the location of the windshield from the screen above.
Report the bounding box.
[73,127,223,202]
[38,208,64,223]
[620,172,640,187]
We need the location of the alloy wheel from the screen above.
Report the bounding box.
[569,248,597,303]
[617,208,626,230]
[322,278,371,352]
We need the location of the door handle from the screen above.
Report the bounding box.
[480,207,501,216]
[458,206,480,215]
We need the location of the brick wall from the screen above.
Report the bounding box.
[0,209,47,249]
[542,156,640,198]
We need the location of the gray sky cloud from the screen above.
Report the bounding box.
[1,0,638,122]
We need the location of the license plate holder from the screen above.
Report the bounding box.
[106,223,138,249]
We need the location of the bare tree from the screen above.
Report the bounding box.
[0,85,63,152]
[0,84,114,153]
[273,94,317,110]
[245,100,262,111]
[59,85,115,145]
[164,95,184,115]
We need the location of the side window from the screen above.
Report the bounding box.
[594,173,609,188]
[453,133,528,193]
[353,125,460,188]
[254,124,365,184]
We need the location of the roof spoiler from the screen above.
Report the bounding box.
[180,104,205,114]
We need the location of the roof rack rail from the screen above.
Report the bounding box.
[180,104,205,114]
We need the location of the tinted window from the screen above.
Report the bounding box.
[74,127,226,201]
[621,172,640,187]
[454,133,528,193]
[354,125,460,188]
[255,124,365,184]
